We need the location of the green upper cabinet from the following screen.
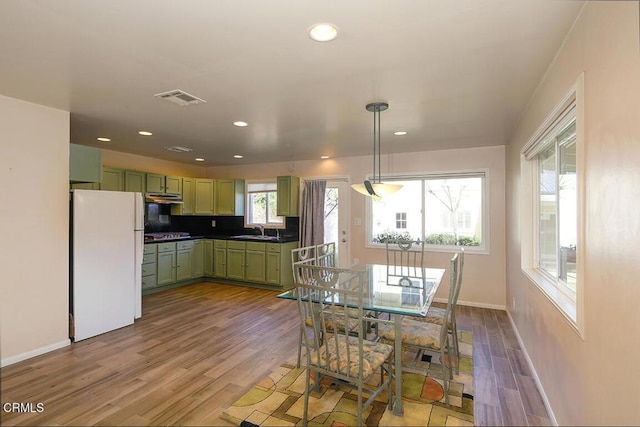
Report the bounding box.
[125,170,146,193]
[171,177,194,216]
[277,175,300,216]
[194,178,215,215]
[102,167,125,191]
[70,144,102,183]
[146,173,182,195]
[165,176,182,195]
[215,179,245,216]
[146,173,165,193]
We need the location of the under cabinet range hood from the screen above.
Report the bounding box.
[144,193,184,204]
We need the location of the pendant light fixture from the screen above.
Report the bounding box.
[351,101,403,201]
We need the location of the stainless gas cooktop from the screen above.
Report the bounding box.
[144,232,191,242]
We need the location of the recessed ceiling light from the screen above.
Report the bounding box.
[394,131,408,136]
[138,131,153,136]
[233,121,248,127]
[308,23,339,42]
[97,137,111,142]
[320,155,330,159]
[234,155,244,159]
[195,158,205,162]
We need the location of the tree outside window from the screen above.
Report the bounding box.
[246,181,283,227]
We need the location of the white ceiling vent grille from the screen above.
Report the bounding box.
[164,146,193,153]
[154,89,206,106]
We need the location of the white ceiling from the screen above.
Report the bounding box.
[0,0,584,166]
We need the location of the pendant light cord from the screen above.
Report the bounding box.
[375,105,381,184]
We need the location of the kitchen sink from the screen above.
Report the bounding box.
[230,234,280,241]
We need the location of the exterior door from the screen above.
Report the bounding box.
[324,180,350,267]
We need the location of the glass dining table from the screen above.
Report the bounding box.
[278,263,446,416]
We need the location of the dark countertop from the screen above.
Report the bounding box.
[144,235,298,244]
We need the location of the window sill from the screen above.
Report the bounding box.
[365,242,489,255]
[522,268,582,337]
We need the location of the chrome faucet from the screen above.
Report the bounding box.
[254,224,265,236]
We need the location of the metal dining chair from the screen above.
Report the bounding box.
[419,248,464,373]
[295,264,394,426]
[376,251,462,404]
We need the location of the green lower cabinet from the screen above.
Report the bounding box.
[267,242,298,288]
[192,240,204,278]
[213,240,227,278]
[203,240,214,276]
[265,251,281,286]
[156,242,177,286]
[157,251,176,285]
[142,244,158,290]
[245,243,267,283]
[176,250,192,282]
[226,244,245,281]
[176,240,194,282]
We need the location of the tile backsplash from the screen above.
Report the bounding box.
[144,203,299,239]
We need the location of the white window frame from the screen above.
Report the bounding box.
[365,169,490,254]
[520,73,585,339]
[395,212,407,229]
[244,179,285,229]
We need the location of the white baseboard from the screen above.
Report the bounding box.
[1,339,70,368]
[434,298,506,311]
[506,310,558,426]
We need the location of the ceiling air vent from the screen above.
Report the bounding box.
[154,89,206,107]
[164,146,193,153]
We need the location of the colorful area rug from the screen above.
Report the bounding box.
[221,331,474,426]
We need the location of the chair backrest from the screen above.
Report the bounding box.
[385,239,425,278]
[294,264,367,381]
[291,245,317,282]
[441,249,464,340]
[291,245,316,265]
[316,242,336,268]
[451,248,464,307]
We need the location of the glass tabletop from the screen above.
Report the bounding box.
[278,263,446,317]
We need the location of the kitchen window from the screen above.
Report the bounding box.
[368,172,487,252]
[520,75,583,337]
[245,181,284,228]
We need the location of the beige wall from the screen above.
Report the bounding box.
[208,145,506,309]
[506,2,640,425]
[0,95,71,365]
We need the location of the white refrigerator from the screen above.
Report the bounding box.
[70,189,144,341]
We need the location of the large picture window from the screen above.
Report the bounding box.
[524,103,577,297]
[368,172,486,251]
[245,181,284,227]
[521,75,582,336]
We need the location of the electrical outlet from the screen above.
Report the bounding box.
[211,220,216,227]
[353,258,359,265]
[354,218,362,226]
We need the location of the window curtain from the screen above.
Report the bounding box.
[300,180,326,248]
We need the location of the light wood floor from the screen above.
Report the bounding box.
[1,282,551,426]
